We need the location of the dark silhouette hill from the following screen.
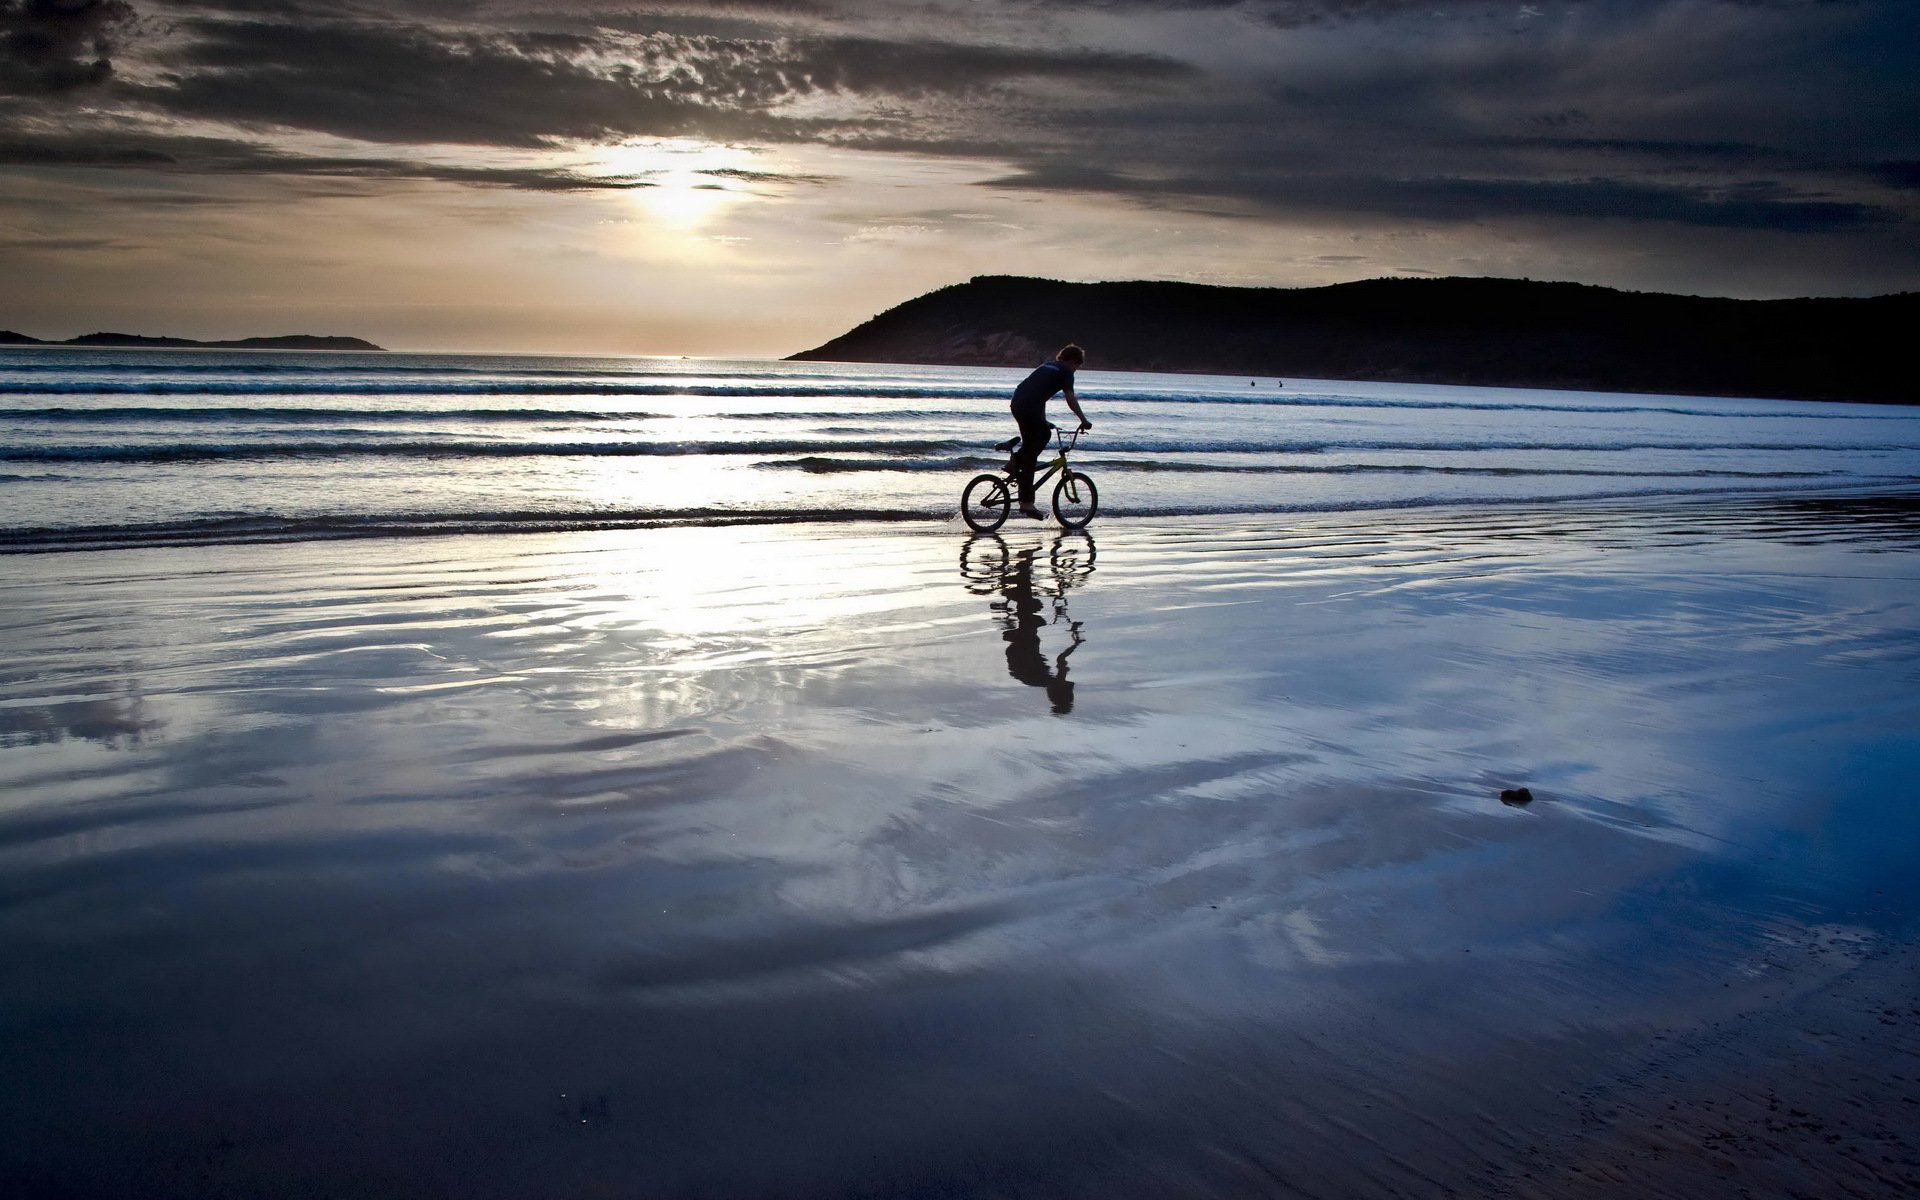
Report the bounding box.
[0,331,383,350]
[790,276,1916,404]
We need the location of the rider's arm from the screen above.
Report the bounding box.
[1063,385,1091,431]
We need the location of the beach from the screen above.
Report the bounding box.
[9,0,1918,1188]
[4,496,1918,1197]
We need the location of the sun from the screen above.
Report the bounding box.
[590,138,758,233]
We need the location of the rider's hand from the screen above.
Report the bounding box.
[1078,420,1093,432]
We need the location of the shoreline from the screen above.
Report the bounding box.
[5,481,1918,556]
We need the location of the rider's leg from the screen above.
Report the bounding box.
[1012,410,1050,511]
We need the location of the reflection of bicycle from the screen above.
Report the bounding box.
[958,534,1010,594]
[959,531,1097,599]
[966,536,1091,715]
[960,425,1098,533]
[1048,530,1096,589]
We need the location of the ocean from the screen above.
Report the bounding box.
[4,347,1917,552]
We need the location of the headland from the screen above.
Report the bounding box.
[790,275,1916,404]
[0,331,384,351]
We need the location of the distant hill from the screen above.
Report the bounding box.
[0,331,384,351]
[789,276,1917,404]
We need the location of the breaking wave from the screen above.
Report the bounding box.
[0,379,1897,420]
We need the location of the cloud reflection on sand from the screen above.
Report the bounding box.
[2,495,1919,1196]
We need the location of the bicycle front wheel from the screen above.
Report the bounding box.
[961,473,1013,532]
[1052,471,1098,529]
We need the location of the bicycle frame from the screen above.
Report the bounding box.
[1009,426,1083,490]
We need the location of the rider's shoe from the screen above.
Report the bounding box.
[1018,505,1046,520]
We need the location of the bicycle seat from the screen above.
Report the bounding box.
[993,435,1021,452]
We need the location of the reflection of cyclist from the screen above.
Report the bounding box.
[1010,344,1092,520]
[999,545,1083,714]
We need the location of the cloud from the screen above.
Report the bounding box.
[129,18,780,147]
[0,0,136,94]
[984,162,1905,232]
[108,10,1191,150]
[14,3,1911,200]
[0,136,173,163]
[1377,176,1898,232]
[0,233,123,249]
[697,166,835,185]
[1,0,1915,307]
[0,130,671,189]
[1880,161,1920,191]
[946,0,1920,236]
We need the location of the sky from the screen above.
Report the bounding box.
[2,0,1916,355]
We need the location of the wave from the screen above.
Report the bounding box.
[785,456,1006,474]
[0,381,973,399]
[719,410,979,423]
[5,436,1907,465]
[1086,393,1902,420]
[3,405,659,424]
[5,481,1906,554]
[0,439,977,464]
[1,378,1902,420]
[0,360,815,381]
[2,404,973,426]
[0,508,937,553]
[774,455,1838,480]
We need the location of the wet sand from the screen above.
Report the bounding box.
[3,495,1918,1198]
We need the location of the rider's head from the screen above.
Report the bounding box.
[1056,344,1085,367]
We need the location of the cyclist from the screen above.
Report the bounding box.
[1009,344,1093,519]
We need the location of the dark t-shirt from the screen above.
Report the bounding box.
[1011,360,1075,421]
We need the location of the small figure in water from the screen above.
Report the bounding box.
[1008,344,1092,520]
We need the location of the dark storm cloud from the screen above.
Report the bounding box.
[985,162,1900,232]
[1382,177,1894,233]
[777,35,1189,97]
[1013,0,1847,19]
[0,0,136,93]
[961,0,1917,234]
[1491,138,1791,166]
[1879,162,1920,190]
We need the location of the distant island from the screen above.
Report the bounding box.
[789,276,1917,404]
[0,331,384,351]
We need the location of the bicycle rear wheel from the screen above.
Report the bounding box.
[1052,471,1098,529]
[959,533,1011,588]
[961,473,1013,532]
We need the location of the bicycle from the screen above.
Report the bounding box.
[959,425,1099,533]
[958,529,1097,598]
